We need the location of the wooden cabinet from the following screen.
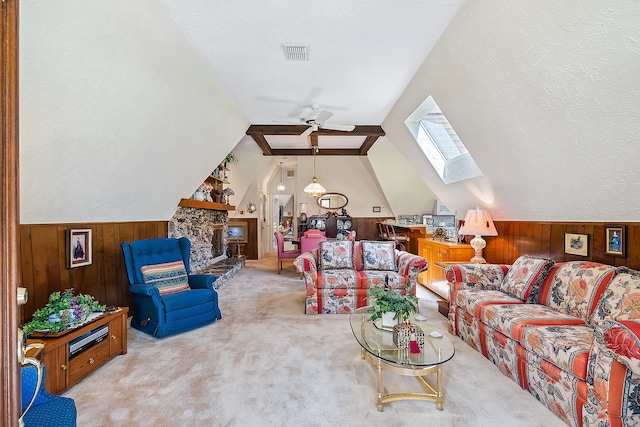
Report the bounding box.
[309,215,352,239]
[417,239,474,301]
[30,307,128,394]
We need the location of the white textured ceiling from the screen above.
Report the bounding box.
[161,0,465,143]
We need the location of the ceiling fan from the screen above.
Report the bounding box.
[297,104,356,136]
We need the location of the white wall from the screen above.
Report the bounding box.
[295,155,392,218]
[384,0,640,221]
[20,0,640,227]
[20,0,248,223]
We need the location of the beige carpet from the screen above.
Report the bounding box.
[64,254,567,427]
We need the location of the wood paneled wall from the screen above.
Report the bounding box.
[20,219,639,325]
[19,221,167,323]
[485,221,640,270]
[228,218,258,259]
[351,216,394,241]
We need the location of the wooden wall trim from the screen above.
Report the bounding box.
[19,221,168,323]
[485,221,640,270]
[229,218,258,259]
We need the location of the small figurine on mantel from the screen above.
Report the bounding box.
[221,187,235,205]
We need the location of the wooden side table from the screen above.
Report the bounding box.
[28,307,128,394]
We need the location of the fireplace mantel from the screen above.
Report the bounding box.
[179,199,235,211]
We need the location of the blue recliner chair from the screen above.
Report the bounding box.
[121,237,222,338]
[21,365,77,427]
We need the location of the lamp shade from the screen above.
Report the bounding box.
[277,161,285,192]
[304,147,325,198]
[304,177,325,198]
[458,208,498,237]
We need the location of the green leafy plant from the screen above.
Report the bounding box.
[367,277,418,323]
[224,152,238,165]
[22,289,106,336]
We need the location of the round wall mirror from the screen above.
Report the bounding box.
[317,193,348,210]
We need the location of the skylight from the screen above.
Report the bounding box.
[405,96,482,184]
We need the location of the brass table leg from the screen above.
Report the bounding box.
[362,352,445,412]
[377,357,384,412]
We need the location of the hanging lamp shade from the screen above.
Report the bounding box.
[304,177,325,198]
[304,148,325,198]
[277,161,285,192]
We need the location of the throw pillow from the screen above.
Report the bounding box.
[592,268,640,323]
[318,240,355,270]
[500,255,555,303]
[141,261,190,295]
[361,240,396,271]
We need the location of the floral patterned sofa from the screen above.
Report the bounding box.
[293,240,428,314]
[445,256,640,427]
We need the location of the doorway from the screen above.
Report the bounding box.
[271,193,295,250]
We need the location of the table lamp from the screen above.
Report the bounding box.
[458,208,498,263]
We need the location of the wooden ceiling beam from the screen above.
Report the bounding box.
[246,124,385,156]
[359,135,380,156]
[246,124,385,137]
[269,148,363,156]
[249,133,272,156]
[247,124,309,135]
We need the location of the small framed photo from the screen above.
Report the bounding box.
[66,229,92,268]
[564,232,589,257]
[605,225,626,257]
[372,206,381,213]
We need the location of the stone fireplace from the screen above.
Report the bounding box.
[211,224,225,258]
[169,207,228,272]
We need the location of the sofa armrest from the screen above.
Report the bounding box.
[595,319,640,375]
[445,263,511,294]
[188,274,216,290]
[584,319,640,423]
[129,283,160,296]
[395,251,428,295]
[395,251,428,276]
[294,251,317,272]
[294,251,318,287]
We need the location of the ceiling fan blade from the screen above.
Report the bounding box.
[300,126,313,136]
[315,110,333,125]
[321,123,355,132]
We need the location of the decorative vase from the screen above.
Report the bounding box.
[194,191,205,201]
[382,311,399,329]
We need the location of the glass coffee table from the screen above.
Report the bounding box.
[349,306,455,411]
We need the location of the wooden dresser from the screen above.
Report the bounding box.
[417,238,474,306]
[29,307,128,394]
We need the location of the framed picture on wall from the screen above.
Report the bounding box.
[66,229,92,268]
[564,232,589,257]
[605,225,626,257]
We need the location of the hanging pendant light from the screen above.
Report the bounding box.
[304,147,325,198]
[277,161,286,192]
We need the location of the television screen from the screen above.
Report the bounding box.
[227,223,247,243]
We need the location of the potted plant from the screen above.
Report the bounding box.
[224,151,238,166]
[22,289,106,336]
[367,277,418,328]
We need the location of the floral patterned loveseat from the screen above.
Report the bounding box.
[293,240,428,314]
[445,256,640,427]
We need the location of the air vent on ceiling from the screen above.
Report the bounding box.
[283,45,308,61]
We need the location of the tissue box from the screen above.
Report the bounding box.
[393,322,424,349]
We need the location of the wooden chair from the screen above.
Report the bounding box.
[275,231,301,274]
